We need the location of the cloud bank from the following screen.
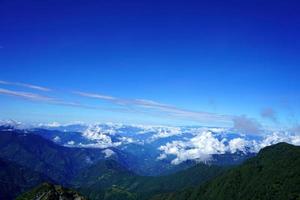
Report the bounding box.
[158,129,300,165]
[4,120,300,165]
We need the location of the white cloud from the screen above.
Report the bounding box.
[0,119,23,128]
[45,122,61,127]
[228,138,249,153]
[119,136,137,144]
[53,136,61,142]
[102,149,115,158]
[151,127,182,140]
[83,124,117,139]
[67,140,75,145]
[158,127,300,165]
[259,132,300,148]
[158,131,227,165]
[83,126,113,141]
[80,124,121,148]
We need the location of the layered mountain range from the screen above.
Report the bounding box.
[0,121,299,199]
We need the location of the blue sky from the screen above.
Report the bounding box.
[0,0,300,129]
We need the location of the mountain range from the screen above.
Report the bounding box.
[0,121,299,199]
[0,127,226,199]
[0,122,261,176]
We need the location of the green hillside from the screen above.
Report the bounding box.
[72,159,225,200]
[152,142,300,200]
[16,182,87,200]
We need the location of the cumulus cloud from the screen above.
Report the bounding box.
[259,132,300,148]
[67,140,75,145]
[149,127,182,140]
[228,138,249,153]
[80,124,121,148]
[261,108,278,123]
[45,122,61,127]
[102,149,115,158]
[83,125,114,140]
[157,127,300,165]
[0,80,51,92]
[119,136,137,144]
[158,131,227,164]
[53,136,61,142]
[233,115,263,135]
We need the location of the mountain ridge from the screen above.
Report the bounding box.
[151,142,300,200]
[16,182,87,200]
[0,158,52,200]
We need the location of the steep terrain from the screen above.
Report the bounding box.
[152,142,300,200]
[4,127,300,200]
[72,159,225,200]
[0,130,108,184]
[0,158,51,200]
[16,182,87,200]
[0,129,225,199]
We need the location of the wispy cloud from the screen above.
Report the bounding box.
[0,88,138,114]
[73,91,170,108]
[74,91,116,101]
[0,88,54,101]
[0,81,260,128]
[74,91,233,124]
[0,88,91,109]
[0,80,51,92]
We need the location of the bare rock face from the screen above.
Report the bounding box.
[16,182,87,200]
